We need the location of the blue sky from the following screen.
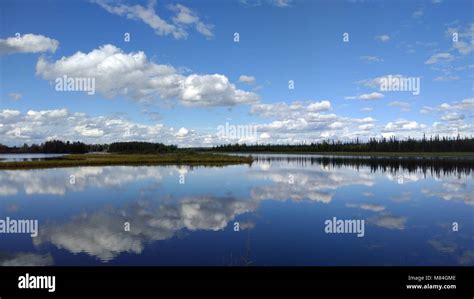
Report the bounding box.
[0,0,473,146]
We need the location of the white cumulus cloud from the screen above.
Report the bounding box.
[0,33,58,55]
[35,44,259,107]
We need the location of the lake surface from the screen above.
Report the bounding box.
[0,153,65,162]
[0,154,473,266]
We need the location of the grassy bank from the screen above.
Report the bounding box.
[0,153,253,170]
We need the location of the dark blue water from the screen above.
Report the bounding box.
[0,155,472,266]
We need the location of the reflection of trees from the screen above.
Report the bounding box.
[253,155,474,177]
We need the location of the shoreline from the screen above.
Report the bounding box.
[0,153,253,170]
[1,151,473,170]
[218,151,474,158]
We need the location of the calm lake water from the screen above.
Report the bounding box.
[0,153,65,162]
[0,154,473,266]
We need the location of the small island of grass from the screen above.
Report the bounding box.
[0,153,253,170]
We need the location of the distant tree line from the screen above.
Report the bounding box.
[212,135,474,153]
[1,135,473,154]
[0,140,177,154]
[0,140,89,154]
[108,142,177,153]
